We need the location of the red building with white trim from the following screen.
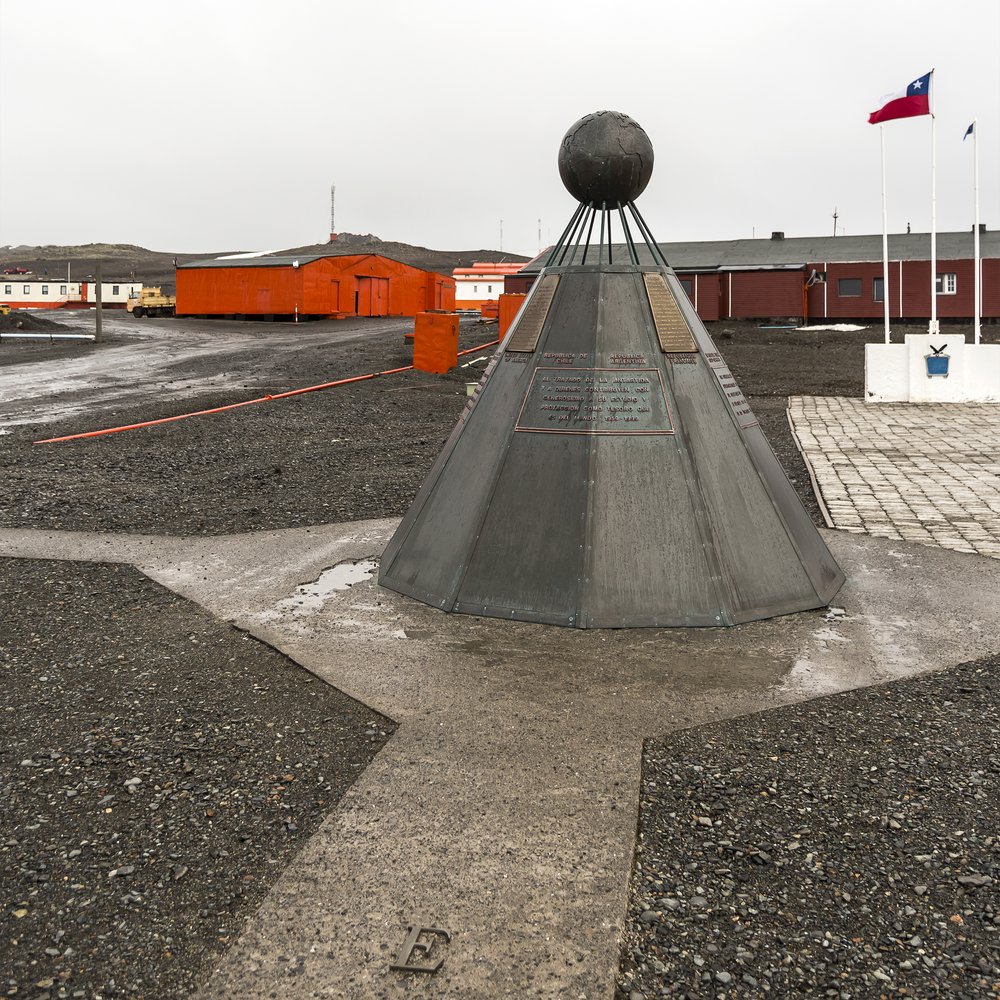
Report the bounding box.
[509,229,999,323]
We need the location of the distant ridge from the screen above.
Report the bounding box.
[0,235,529,292]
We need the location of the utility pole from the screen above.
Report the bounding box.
[832,207,839,237]
[95,259,103,344]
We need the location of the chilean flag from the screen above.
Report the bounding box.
[868,71,933,124]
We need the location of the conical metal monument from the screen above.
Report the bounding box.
[380,111,845,627]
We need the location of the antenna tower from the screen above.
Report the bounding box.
[329,184,338,243]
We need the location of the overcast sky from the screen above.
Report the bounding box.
[1,0,997,257]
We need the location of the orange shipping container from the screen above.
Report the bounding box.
[498,293,526,337]
[412,312,459,374]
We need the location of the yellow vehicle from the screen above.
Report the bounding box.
[126,287,176,318]
[0,304,11,316]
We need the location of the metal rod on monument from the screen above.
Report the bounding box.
[571,204,593,260]
[628,202,669,267]
[880,125,891,345]
[607,209,613,265]
[598,203,606,266]
[558,202,590,266]
[555,203,587,266]
[95,260,103,344]
[545,205,583,267]
[568,206,590,262]
[619,206,639,264]
[545,203,585,267]
[581,207,598,265]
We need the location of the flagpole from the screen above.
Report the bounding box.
[973,119,981,344]
[929,70,938,334]
[880,125,891,344]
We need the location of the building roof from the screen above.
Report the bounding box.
[453,262,525,277]
[521,230,999,273]
[178,251,390,270]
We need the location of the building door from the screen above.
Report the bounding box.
[356,276,390,317]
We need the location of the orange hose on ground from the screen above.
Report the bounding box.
[34,339,500,445]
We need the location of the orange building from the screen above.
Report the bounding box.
[176,252,455,318]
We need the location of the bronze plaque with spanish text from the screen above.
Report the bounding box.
[515,367,674,435]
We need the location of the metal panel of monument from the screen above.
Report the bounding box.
[379,111,845,627]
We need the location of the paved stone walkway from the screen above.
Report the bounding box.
[788,396,1000,559]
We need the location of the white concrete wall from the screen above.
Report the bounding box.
[865,334,1000,403]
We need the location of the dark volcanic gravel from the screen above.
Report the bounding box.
[0,558,393,1000]
[5,317,989,538]
[0,324,492,536]
[2,317,989,537]
[617,655,1000,1000]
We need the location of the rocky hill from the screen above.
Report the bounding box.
[0,236,529,293]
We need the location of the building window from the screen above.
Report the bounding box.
[487,284,493,294]
[112,284,120,295]
[837,278,861,297]
[679,278,694,299]
[24,285,30,294]
[473,285,479,293]
[936,273,957,295]
[60,285,67,294]
[4,285,10,295]
[42,285,49,295]
[873,277,884,302]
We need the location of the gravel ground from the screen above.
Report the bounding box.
[0,313,67,333]
[0,322,494,535]
[617,654,1000,1000]
[1,318,962,537]
[0,559,393,1000]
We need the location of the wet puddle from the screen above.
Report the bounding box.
[271,559,378,616]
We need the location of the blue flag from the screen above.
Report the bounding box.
[964,122,975,140]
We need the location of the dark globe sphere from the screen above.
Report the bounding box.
[558,111,654,208]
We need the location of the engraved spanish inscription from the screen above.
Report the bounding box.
[542,351,589,366]
[702,351,757,428]
[516,367,674,435]
[608,352,647,366]
[643,272,698,353]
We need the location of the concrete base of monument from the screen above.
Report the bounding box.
[3,520,1000,999]
[866,334,1000,402]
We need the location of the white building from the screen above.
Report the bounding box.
[0,279,141,309]
[452,262,525,311]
